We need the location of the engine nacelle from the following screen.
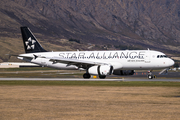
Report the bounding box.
[113,70,135,76]
[88,65,113,76]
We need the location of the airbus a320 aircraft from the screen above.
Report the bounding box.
[18,27,174,79]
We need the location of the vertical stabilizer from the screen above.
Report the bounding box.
[20,27,47,53]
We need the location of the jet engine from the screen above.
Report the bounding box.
[113,70,134,75]
[88,65,113,76]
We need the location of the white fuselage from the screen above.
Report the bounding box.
[18,50,174,71]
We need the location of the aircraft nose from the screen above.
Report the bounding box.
[168,59,175,67]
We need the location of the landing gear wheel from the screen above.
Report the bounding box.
[83,73,91,79]
[99,75,106,79]
[148,75,153,79]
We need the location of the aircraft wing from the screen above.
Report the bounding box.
[47,57,108,68]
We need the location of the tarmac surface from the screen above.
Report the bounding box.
[0,78,180,81]
[0,71,179,81]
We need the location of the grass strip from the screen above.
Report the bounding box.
[0,81,180,87]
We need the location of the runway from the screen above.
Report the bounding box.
[0,78,180,82]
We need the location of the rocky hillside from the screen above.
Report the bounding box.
[0,0,180,61]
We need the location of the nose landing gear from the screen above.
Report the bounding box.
[147,70,156,79]
[147,74,154,79]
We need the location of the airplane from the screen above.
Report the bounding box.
[17,26,175,79]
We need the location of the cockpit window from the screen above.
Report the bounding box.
[157,55,167,58]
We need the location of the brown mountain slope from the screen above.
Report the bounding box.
[0,0,180,61]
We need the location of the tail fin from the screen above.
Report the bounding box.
[20,26,47,53]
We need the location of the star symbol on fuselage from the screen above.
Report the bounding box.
[25,37,36,50]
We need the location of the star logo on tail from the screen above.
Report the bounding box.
[25,37,36,50]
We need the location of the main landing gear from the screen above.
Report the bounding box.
[83,73,91,79]
[99,75,106,79]
[83,73,106,79]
